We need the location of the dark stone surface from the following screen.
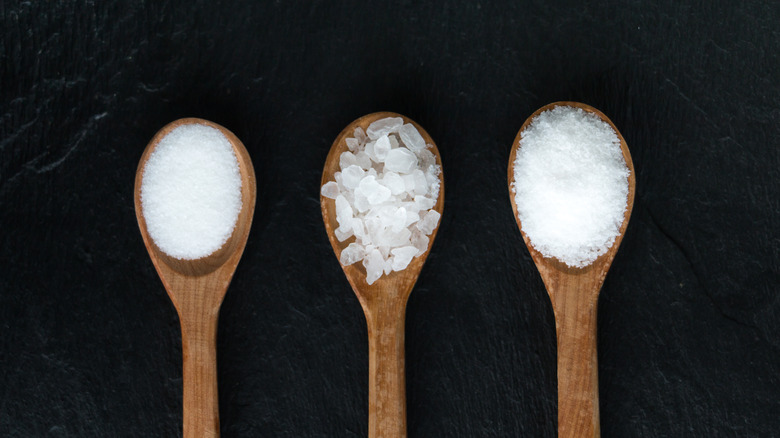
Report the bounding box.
[1,1,778,436]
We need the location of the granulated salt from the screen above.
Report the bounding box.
[322,118,442,284]
[141,124,242,260]
[512,106,629,268]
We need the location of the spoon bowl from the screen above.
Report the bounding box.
[321,112,444,438]
[135,118,256,438]
[507,102,635,438]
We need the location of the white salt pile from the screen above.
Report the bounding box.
[321,117,442,285]
[512,106,629,268]
[141,123,243,260]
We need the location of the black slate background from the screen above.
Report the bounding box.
[1,1,779,437]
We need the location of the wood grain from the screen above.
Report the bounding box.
[321,112,444,438]
[507,102,635,438]
[134,118,256,438]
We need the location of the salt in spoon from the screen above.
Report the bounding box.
[134,118,256,438]
[321,112,444,438]
[507,102,635,438]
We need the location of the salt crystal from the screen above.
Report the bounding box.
[335,226,354,242]
[414,195,436,211]
[320,181,339,199]
[365,141,378,162]
[410,230,429,256]
[512,105,629,268]
[364,217,381,238]
[355,151,372,170]
[412,170,428,195]
[352,218,366,241]
[384,147,418,174]
[373,227,391,248]
[141,123,242,260]
[341,165,365,190]
[391,207,407,233]
[418,148,435,169]
[340,242,365,266]
[417,210,441,235]
[389,228,412,246]
[353,191,370,213]
[398,123,426,152]
[340,151,358,169]
[354,127,367,145]
[374,134,392,161]
[366,117,403,140]
[381,171,406,195]
[404,209,420,227]
[335,195,354,231]
[425,167,440,191]
[346,137,359,152]
[402,201,420,215]
[373,206,396,228]
[363,249,384,285]
[359,175,391,205]
[391,246,418,271]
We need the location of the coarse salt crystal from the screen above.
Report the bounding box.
[391,245,418,271]
[384,147,418,174]
[340,151,358,169]
[346,137,359,152]
[341,165,365,190]
[335,194,354,231]
[414,195,436,211]
[354,127,367,144]
[340,242,365,266]
[364,248,384,284]
[366,117,403,140]
[381,171,406,195]
[410,229,429,256]
[355,151,372,170]
[320,181,339,199]
[359,175,392,205]
[397,123,425,152]
[417,210,441,235]
[335,226,353,242]
[412,170,428,196]
[374,135,392,161]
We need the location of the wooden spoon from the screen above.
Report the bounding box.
[321,112,444,438]
[507,102,635,438]
[134,118,256,438]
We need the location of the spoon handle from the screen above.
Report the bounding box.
[551,286,600,438]
[180,311,220,438]
[365,300,407,438]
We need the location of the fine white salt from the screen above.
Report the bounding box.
[141,124,242,260]
[512,105,629,268]
[321,118,442,284]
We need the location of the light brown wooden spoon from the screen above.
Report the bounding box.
[321,112,444,438]
[134,118,256,438]
[507,102,635,438]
